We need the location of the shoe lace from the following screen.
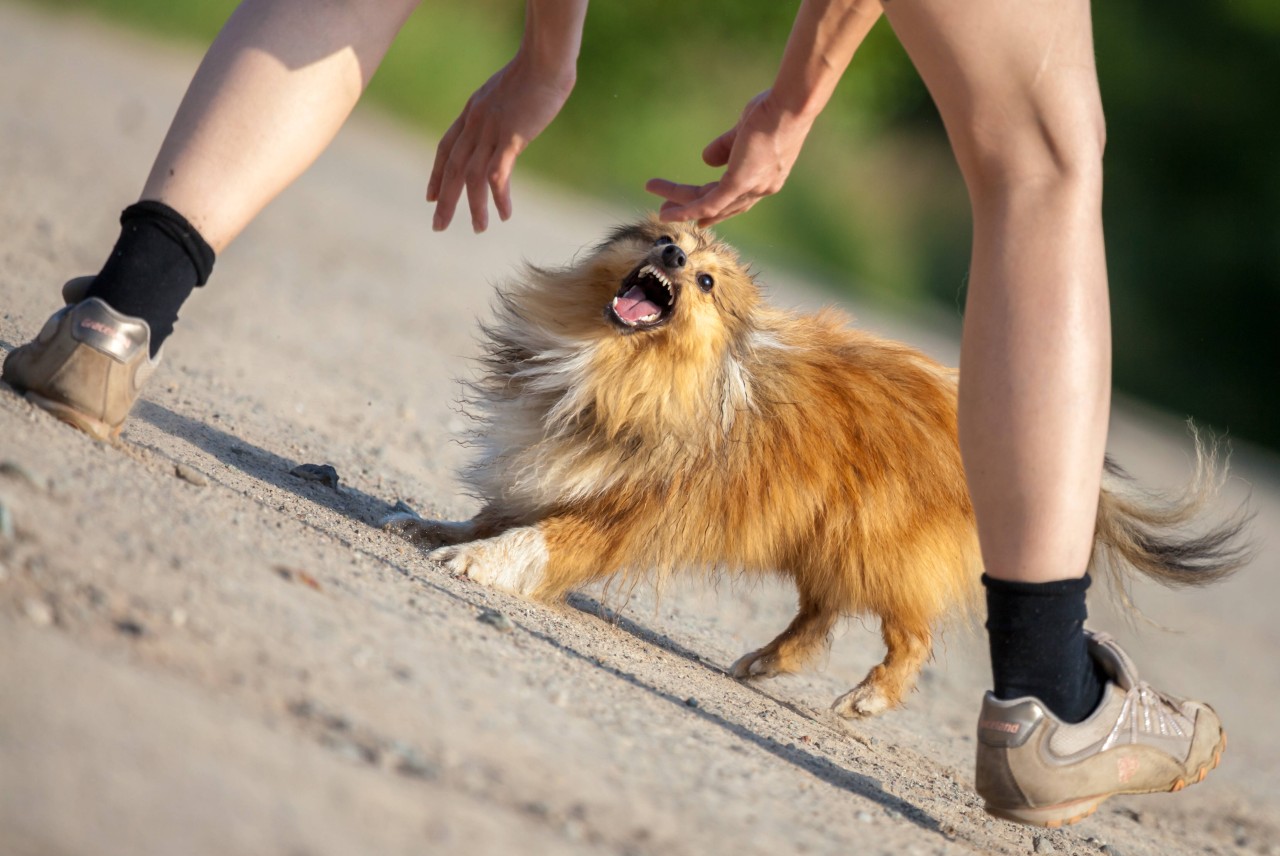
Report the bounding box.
[1102,680,1192,751]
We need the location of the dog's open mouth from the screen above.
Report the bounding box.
[609,263,676,330]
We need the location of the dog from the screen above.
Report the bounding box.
[385,217,1249,717]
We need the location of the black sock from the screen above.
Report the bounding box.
[86,200,215,357]
[983,573,1106,724]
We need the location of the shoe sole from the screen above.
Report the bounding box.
[983,730,1227,828]
[24,391,121,441]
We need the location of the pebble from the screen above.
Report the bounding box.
[174,463,208,487]
[856,811,873,823]
[324,735,378,766]
[290,463,340,489]
[1100,845,1123,856]
[685,697,700,709]
[0,460,39,488]
[114,618,147,637]
[391,743,440,780]
[476,608,513,632]
[23,597,53,627]
[0,502,12,540]
[1033,833,1056,853]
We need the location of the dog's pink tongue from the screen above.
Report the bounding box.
[614,285,660,324]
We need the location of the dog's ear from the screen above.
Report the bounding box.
[596,221,652,253]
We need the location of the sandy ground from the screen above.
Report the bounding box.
[1,5,1277,855]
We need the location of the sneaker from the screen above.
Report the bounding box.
[2,281,158,440]
[975,630,1225,827]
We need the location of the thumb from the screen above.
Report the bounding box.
[702,127,737,168]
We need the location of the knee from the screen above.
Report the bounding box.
[953,94,1106,205]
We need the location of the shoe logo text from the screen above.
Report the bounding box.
[1117,755,1140,783]
[79,318,123,340]
[979,719,1021,734]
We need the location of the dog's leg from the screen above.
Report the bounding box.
[832,620,932,718]
[381,514,481,549]
[731,592,839,680]
[381,505,511,550]
[429,513,614,601]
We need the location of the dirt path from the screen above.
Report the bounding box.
[2,5,1277,855]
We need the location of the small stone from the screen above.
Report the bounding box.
[1033,833,1056,853]
[274,565,322,591]
[23,597,53,626]
[290,463,340,489]
[0,502,13,540]
[114,618,146,637]
[391,744,440,780]
[324,735,378,765]
[685,697,700,708]
[562,819,586,843]
[0,461,39,488]
[1100,845,1122,856]
[476,608,513,632]
[174,463,208,486]
[856,811,873,823]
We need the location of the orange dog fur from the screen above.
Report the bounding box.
[386,217,1248,717]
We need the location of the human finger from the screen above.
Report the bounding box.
[643,178,713,206]
[431,140,470,231]
[655,182,738,223]
[464,142,497,233]
[701,128,737,168]
[695,197,757,228]
[488,145,520,222]
[427,112,467,203]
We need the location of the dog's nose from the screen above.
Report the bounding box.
[661,243,686,269]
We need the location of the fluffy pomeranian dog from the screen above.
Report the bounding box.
[386,217,1249,717]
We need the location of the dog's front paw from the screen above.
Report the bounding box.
[831,680,893,719]
[730,648,782,680]
[381,512,473,549]
[429,526,548,598]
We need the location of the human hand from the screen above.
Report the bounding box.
[427,57,574,233]
[644,90,814,227]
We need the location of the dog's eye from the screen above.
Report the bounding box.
[697,273,715,292]
[655,235,674,246]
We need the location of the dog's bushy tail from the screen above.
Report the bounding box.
[1093,426,1254,591]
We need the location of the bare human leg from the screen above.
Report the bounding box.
[143,0,423,252]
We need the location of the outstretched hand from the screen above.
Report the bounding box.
[644,90,814,227]
[428,59,574,233]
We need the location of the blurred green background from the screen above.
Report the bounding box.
[37,0,1280,453]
